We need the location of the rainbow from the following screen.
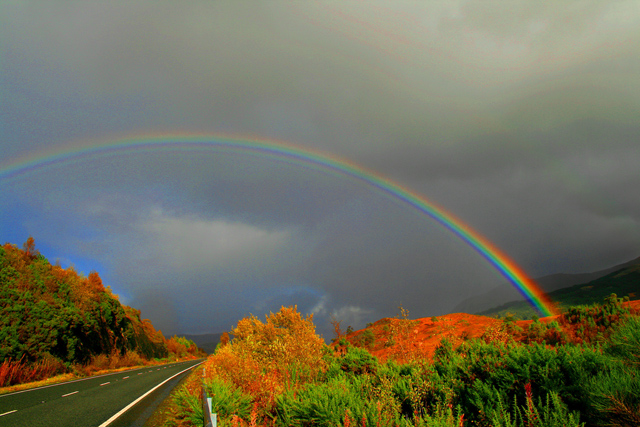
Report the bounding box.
[0,133,557,317]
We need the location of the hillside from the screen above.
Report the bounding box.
[479,260,640,319]
[454,256,640,314]
[342,299,640,365]
[345,312,504,363]
[0,238,203,387]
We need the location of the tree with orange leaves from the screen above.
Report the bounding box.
[231,305,325,379]
[22,236,39,260]
[203,306,327,415]
[220,331,230,347]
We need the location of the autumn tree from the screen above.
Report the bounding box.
[204,306,327,414]
[231,305,325,376]
[87,271,105,293]
[22,236,39,260]
[219,331,230,347]
[330,313,344,343]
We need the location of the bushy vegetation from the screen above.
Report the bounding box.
[0,238,204,387]
[203,306,326,415]
[172,297,640,427]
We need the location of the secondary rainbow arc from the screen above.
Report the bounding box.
[0,133,557,317]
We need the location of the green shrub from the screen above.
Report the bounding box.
[588,365,640,426]
[355,329,376,349]
[339,346,379,375]
[586,315,640,426]
[490,389,583,427]
[276,377,364,426]
[415,404,465,427]
[425,337,612,424]
[204,378,253,423]
[172,387,204,427]
[277,374,412,427]
[605,315,640,366]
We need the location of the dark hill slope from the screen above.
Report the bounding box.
[480,261,640,318]
[454,256,640,314]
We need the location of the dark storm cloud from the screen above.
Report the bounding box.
[2,1,639,335]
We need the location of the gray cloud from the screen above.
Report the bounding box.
[2,1,639,336]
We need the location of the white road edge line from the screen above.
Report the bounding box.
[98,361,203,427]
[100,382,110,386]
[0,410,18,417]
[0,365,153,397]
[62,391,79,397]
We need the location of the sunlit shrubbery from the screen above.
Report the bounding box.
[76,349,145,376]
[202,306,326,422]
[174,297,640,426]
[230,305,326,378]
[167,335,201,360]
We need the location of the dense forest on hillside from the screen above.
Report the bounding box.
[167,300,640,427]
[0,238,203,387]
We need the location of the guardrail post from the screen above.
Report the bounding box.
[202,386,216,427]
[202,367,217,427]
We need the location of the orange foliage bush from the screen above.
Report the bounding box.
[166,335,200,359]
[206,345,283,412]
[231,306,325,379]
[220,331,230,347]
[0,356,65,387]
[203,306,326,416]
[79,350,145,376]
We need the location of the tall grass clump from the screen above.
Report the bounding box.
[490,387,583,427]
[164,369,205,427]
[0,354,66,387]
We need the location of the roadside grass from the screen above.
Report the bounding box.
[153,365,204,427]
[0,372,77,395]
[0,354,200,396]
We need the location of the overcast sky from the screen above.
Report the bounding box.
[1,1,639,337]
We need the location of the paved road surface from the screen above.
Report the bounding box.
[0,359,203,427]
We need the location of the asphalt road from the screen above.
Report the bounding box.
[0,359,203,427]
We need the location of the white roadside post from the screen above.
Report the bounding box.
[202,367,217,427]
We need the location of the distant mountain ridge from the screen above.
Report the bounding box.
[478,258,640,318]
[454,256,640,315]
